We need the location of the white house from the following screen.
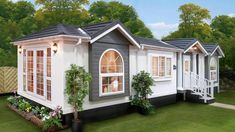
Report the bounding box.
[14,21,224,122]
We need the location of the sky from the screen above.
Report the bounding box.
[12,0,235,39]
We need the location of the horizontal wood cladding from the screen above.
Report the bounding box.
[89,29,130,101]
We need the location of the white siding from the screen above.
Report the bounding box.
[130,47,177,98]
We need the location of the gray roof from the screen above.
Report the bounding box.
[203,44,218,53]
[15,24,90,42]
[15,21,131,42]
[81,21,135,39]
[166,38,198,50]
[135,37,181,50]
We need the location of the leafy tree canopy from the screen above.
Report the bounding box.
[164,3,212,42]
[89,1,153,38]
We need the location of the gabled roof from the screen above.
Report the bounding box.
[82,21,116,39]
[203,44,225,57]
[165,38,198,50]
[15,24,90,42]
[135,37,183,51]
[203,44,218,53]
[166,38,208,55]
[82,21,140,48]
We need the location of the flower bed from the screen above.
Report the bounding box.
[7,96,68,132]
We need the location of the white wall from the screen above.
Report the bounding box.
[17,41,64,110]
[130,47,177,98]
[62,43,129,114]
[18,41,178,114]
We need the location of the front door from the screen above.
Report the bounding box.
[183,55,191,89]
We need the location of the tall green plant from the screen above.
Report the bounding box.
[131,71,154,112]
[65,64,92,120]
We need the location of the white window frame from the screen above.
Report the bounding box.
[210,57,217,81]
[24,47,51,101]
[99,49,125,96]
[149,54,172,81]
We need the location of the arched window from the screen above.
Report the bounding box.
[100,49,124,96]
[210,58,217,80]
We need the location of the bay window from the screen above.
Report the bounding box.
[151,55,172,78]
[24,48,51,101]
[100,49,124,96]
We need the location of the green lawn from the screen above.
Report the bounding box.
[215,90,235,105]
[1,95,235,132]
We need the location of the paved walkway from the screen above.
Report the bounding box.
[210,102,235,110]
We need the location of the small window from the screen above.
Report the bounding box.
[151,55,172,78]
[210,58,217,80]
[166,58,172,76]
[100,49,124,96]
[184,60,190,72]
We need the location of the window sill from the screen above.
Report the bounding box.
[99,91,125,97]
[152,77,172,82]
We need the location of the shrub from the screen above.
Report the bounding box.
[7,96,21,107]
[65,64,92,120]
[18,99,32,112]
[130,71,154,114]
[42,106,63,130]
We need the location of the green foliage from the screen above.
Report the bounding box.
[65,64,92,119]
[42,116,62,130]
[164,3,212,42]
[42,106,63,130]
[7,96,18,106]
[89,1,153,38]
[130,71,154,112]
[35,0,90,28]
[18,99,32,112]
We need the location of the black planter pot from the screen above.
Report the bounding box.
[136,106,150,115]
[64,114,73,127]
[72,119,83,132]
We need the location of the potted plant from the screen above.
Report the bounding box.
[65,64,92,132]
[130,71,154,115]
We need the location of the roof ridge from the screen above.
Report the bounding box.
[82,21,114,28]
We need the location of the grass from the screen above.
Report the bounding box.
[1,95,235,132]
[215,90,235,105]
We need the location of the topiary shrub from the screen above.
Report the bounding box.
[130,71,154,115]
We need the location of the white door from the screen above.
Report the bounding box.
[183,55,191,89]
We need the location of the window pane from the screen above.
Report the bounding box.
[47,48,51,77]
[27,51,34,92]
[185,61,189,72]
[152,57,158,76]
[47,80,51,101]
[102,76,123,94]
[23,49,26,73]
[211,71,217,80]
[166,58,171,76]
[36,50,44,96]
[159,56,165,77]
[101,50,123,73]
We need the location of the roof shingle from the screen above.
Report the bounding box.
[15,24,89,42]
[135,37,181,50]
[165,38,198,50]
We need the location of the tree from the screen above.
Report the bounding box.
[211,15,235,38]
[65,64,92,120]
[164,3,212,42]
[89,1,153,38]
[0,0,35,67]
[35,0,90,28]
